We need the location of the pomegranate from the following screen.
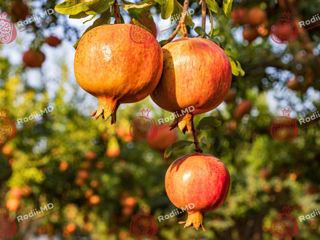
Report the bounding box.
[243,26,259,43]
[90,180,100,188]
[279,0,295,9]
[6,198,20,212]
[231,7,248,25]
[9,187,23,198]
[45,35,61,47]
[147,124,178,152]
[1,144,13,156]
[77,170,88,179]
[226,120,237,134]
[106,137,120,158]
[65,223,76,233]
[248,7,266,26]
[151,38,231,132]
[224,89,236,104]
[89,195,100,205]
[22,49,46,68]
[271,20,298,43]
[85,189,94,199]
[74,24,163,123]
[8,1,30,22]
[59,161,69,171]
[165,153,230,230]
[84,151,96,161]
[233,100,252,120]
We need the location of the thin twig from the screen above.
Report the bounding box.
[167,0,189,42]
[113,0,121,24]
[191,116,202,153]
[201,0,206,36]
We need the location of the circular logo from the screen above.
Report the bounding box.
[130,213,158,239]
[0,208,17,239]
[0,110,17,145]
[130,110,157,141]
[270,212,299,239]
[129,24,154,44]
[0,12,17,45]
[270,116,298,141]
[270,18,298,44]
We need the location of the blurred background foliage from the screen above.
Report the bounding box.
[0,0,320,239]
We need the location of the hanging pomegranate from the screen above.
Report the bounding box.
[165,153,230,230]
[74,24,163,124]
[146,124,178,152]
[151,38,231,133]
[22,49,46,68]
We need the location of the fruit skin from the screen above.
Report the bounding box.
[9,1,30,22]
[231,7,248,25]
[23,49,46,68]
[233,100,252,120]
[9,187,23,198]
[6,198,20,212]
[74,24,163,123]
[243,26,259,43]
[151,38,231,132]
[147,124,177,152]
[165,153,230,231]
[45,35,61,47]
[248,7,266,27]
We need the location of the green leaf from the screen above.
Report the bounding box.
[73,11,111,49]
[159,40,168,46]
[228,56,245,77]
[161,0,174,19]
[69,12,88,19]
[206,0,219,14]
[194,26,206,36]
[86,0,114,15]
[164,140,193,159]
[55,0,91,15]
[223,0,233,17]
[121,1,153,10]
[197,116,221,130]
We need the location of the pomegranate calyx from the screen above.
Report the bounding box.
[91,97,119,124]
[179,211,206,231]
[170,113,193,134]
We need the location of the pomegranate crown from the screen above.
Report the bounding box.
[282,11,291,19]
[282,108,291,117]
[140,109,151,117]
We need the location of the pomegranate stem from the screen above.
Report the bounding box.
[191,116,202,153]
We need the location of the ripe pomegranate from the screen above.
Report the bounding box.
[224,89,236,104]
[286,78,300,91]
[106,137,120,158]
[9,187,23,198]
[121,196,136,208]
[84,151,96,161]
[130,12,157,38]
[59,161,69,171]
[90,180,100,188]
[146,124,178,152]
[165,153,230,230]
[6,198,20,212]
[74,24,163,123]
[233,100,252,120]
[8,1,30,22]
[231,7,248,25]
[77,170,88,179]
[243,26,259,43]
[151,38,231,132]
[89,195,100,205]
[271,21,297,42]
[1,144,13,156]
[45,35,61,47]
[226,120,237,134]
[65,223,76,233]
[85,189,94,199]
[22,49,46,68]
[248,7,266,26]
